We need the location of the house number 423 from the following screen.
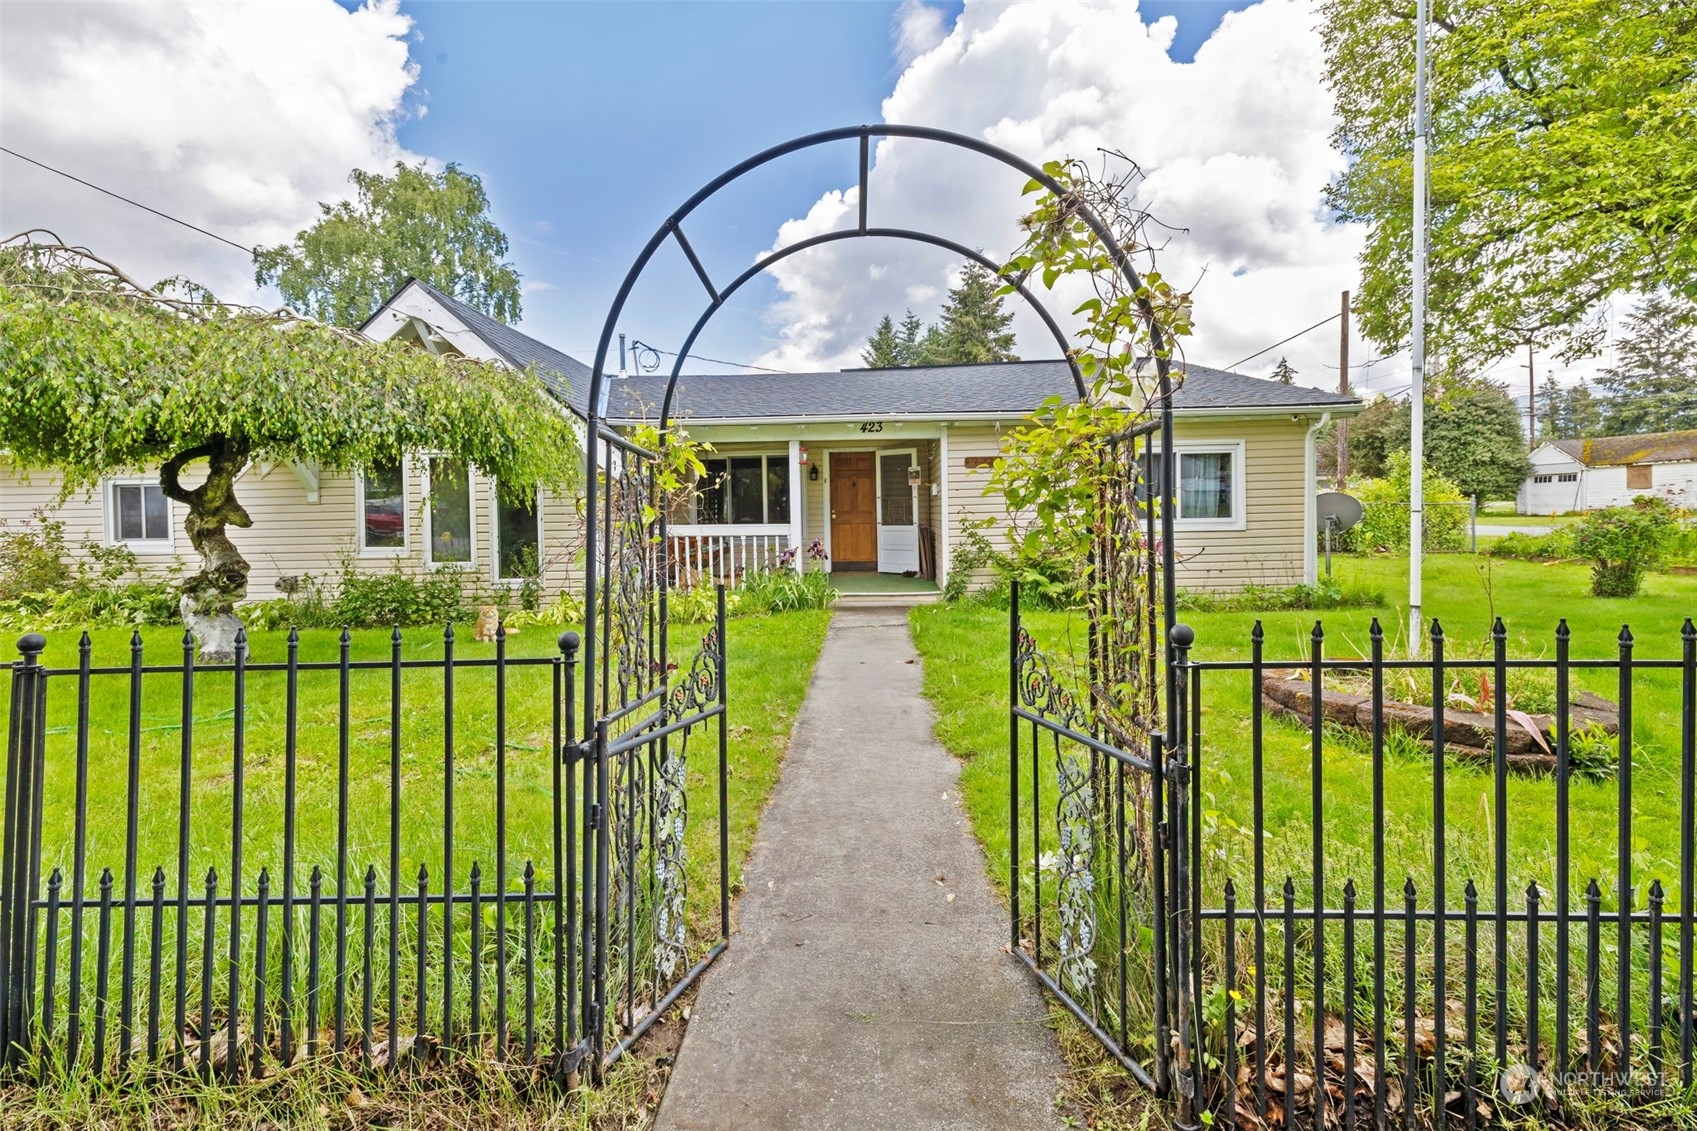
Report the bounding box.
[858,421,884,433]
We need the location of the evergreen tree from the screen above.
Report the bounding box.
[1598,293,1697,435]
[1567,380,1606,437]
[1538,375,1570,441]
[862,314,904,368]
[1271,356,1297,384]
[862,263,1023,368]
[932,263,1019,364]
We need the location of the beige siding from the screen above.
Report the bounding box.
[0,458,585,604]
[938,416,1313,593]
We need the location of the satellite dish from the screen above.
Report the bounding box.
[1316,491,1364,532]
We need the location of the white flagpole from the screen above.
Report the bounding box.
[1409,0,1430,654]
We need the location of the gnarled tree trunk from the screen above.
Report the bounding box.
[160,437,253,662]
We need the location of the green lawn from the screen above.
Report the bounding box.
[914,553,1697,916]
[1476,512,1583,528]
[0,612,829,1090]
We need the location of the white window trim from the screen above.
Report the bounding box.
[355,460,409,557]
[694,451,793,526]
[1153,440,1248,532]
[424,457,476,570]
[490,481,543,585]
[104,476,175,553]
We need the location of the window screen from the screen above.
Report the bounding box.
[879,454,914,525]
[496,493,540,579]
[113,483,169,542]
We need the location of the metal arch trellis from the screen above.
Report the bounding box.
[576,121,1191,1101]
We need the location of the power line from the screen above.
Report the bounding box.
[2,146,257,256]
[1223,311,1343,372]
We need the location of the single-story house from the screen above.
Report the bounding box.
[605,361,1362,593]
[1518,430,1697,514]
[0,279,592,601]
[1,276,1361,600]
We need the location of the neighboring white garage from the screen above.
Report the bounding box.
[1517,429,1697,514]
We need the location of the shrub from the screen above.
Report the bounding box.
[1484,528,1576,560]
[0,513,73,599]
[1175,579,1384,613]
[942,523,1082,609]
[1572,496,1678,597]
[1337,452,1467,553]
[0,512,179,630]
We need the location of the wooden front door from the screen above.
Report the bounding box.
[830,451,877,570]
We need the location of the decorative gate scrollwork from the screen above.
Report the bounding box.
[576,125,1189,1104]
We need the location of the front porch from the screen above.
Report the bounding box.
[828,570,939,607]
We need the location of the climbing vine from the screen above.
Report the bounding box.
[992,157,1193,741]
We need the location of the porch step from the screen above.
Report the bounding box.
[833,591,940,608]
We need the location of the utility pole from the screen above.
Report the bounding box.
[1409,0,1429,654]
[1338,290,1350,487]
[1525,341,1537,448]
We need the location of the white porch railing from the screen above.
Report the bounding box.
[666,525,791,587]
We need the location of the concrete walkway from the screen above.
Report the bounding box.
[654,607,1068,1131]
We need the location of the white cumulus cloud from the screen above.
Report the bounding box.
[0,0,427,305]
[755,0,1372,392]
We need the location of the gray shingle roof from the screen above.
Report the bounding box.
[404,279,592,416]
[606,359,1360,422]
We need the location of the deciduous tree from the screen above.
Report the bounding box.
[254,162,522,329]
[0,235,578,658]
[1322,0,1697,370]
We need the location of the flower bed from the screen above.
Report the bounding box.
[1258,668,1619,774]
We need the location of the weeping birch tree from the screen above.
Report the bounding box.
[0,233,580,659]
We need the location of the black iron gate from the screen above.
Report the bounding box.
[576,424,730,1078]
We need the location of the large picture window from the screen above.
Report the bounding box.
[359,462,406,551]
[109,480,170,546]
[495,491,541,580]
[697,456,790,525]
[427,458,473,565]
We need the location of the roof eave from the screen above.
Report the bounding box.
[606,402,1362,428]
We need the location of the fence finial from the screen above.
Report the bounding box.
[15,632,45,661]
[559,630,581,656]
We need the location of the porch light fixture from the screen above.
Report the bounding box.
[809,465,820,482]
[907,465,921,487]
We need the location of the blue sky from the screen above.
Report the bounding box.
[390,1,1256,370]
[12,1,1428,389]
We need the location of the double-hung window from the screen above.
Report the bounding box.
[426,458,474,566]
[696,456,790,525]
[108,480,171,548]
[1145,443,1246,530]
[359,461,406,552]
[494,489,542,581]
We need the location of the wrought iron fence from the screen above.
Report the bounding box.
[0,599,729,1083]
[1172,616,1696,1127]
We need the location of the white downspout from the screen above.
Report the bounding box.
[788,439,804,572]
[938,425,952,593]
[1304,413,1331,585]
